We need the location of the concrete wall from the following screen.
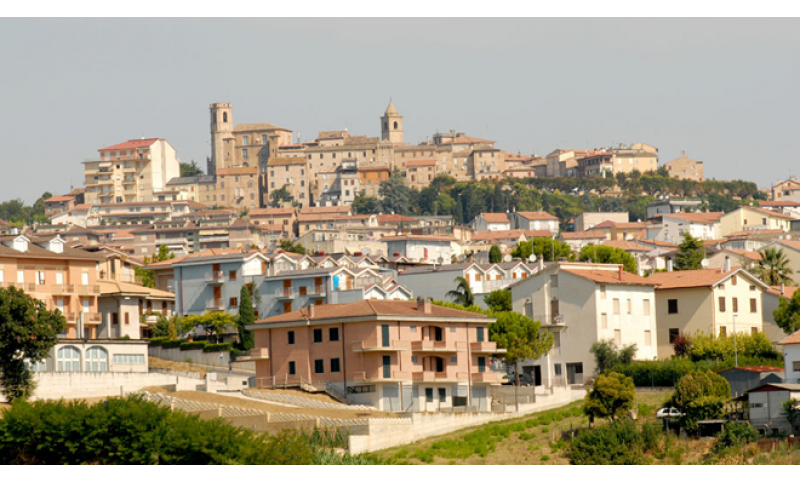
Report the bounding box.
[785,344,800,384]
[0,372,206,401]
[148,346,255,373]
[749,389,800,434]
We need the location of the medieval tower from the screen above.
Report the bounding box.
[209,102,233,175]
[380,101,403,144]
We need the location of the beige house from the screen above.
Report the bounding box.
[663,151,704,181]
[647,268,769,359]
[265,157,309,208]
[719,206,794,237]
[574,212,629,232]
[771,176,800,203]
[216,166,260,212]
[84,138,180,205]
[579,143,659,178]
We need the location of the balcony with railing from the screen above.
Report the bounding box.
[470,341,506,354]
[76,284,101,295]
[410,340,463,353]
[351,338,408,352]
[411,370,468,383]
[530,313,566,328]
[205,299,225,311]
[82,312,102,325]
[275,287,295,299]
[305,285,326,297]
[352,369,412,383]
[205,271,225,284]
[235,348,270,362]
[63,312,77,322]
[51,284,76,294]
[471,371,504,383]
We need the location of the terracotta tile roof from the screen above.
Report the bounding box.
[561,268,656,286]
[479,213,510,224]
[523,230,556,238]
[301,206,352,215]
[249,207,296,217]
[778,329,800,345]
[717,366,784,374]
[99,280,174,298]
[267,156,306,167]
[637,239,678,249]
[439,136,495,145]
[646,268,737,289]
[703,238,728,247]
[740,206,795,220]
[381,234,455,242]
[406,159,436,168]
[217,166,258,176]
[73,204,92,211]
[776,240,800,252]
[99,138,161,151]
[233,122,289,132]
[601,240,652,252]
[516,211,559,221]
[377,214,419,224]
[471,230,528,242]
[727,249,762,261]
[253,299,489,325]
[662,212,724,224]
[560,231,607,240]
[45,195,75,203]
[504,153,532,162]
[760,200,800,207]
[725,229,785,238]
[766,285,800,298]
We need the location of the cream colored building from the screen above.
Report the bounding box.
[647,268,769,359]
[216,166,260,212]
[719,206,794,236]
[578,143,659,178]
[84,138,180,205]
[265,157,309,208]
[663,151,704,181]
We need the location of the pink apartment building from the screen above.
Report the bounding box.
[245,298,506,412]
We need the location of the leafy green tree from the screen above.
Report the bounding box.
[590,339,637,375]
[583,372,636,422]
[378,169,413,215]
[138,245,174,288]
[675,232,705,271]
[490,310,554,388]
[269,186,294,208]
[0,286,66,401]
[781,398,800,432]
[351,191,379,214]
[484,289,511,312]
[670,370,731,433]
[754,246,795,286]
[489,245,502,264]
[279,240,306,255]
[685,331,779,361]
[153,314,182,339]
[511,237,572,262]
[773,290,800,335]
[179,160,204,177]
[182,313,235,344]
[579,245,638,273]
[446,276,475,307]
[236,285,255,351]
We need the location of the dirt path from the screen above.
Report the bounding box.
[145,389,402,420]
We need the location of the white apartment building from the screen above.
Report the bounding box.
[509,262,658,387]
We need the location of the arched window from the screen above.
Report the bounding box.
[57,346,81,372]
[213,112,217,123]
[222,112,228,123]
[85,346,108,372]
[393,121,398,130]
[383,122,388,130]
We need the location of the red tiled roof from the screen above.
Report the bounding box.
[646,268,737,289]
[99,138,161,151]
[406,159,436,168]
[662,212,724,224]
[517,211,559,221]
[718,366,784,374]
[779,329,800,345]
[561,268,656,286]
[561,231,607,240]
[217,166,258,176]
[760,200,800,207]
[601,240,652,252]
[480,213,510,224]
[45,195,75,203]
[378,214,419,224]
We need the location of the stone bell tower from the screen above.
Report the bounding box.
[210,102,233,174]
[380,101,403,144]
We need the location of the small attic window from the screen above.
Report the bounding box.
[12,237,28,253]
[49,239,64,254]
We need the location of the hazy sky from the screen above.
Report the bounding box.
[1,18,799,203]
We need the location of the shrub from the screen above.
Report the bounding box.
[712,422,760,454]
[670,370,731,433]
[612,356,784,387]
[204,342,233,353]
[160,339,184,349]
[148,337,170,347]
[180,341,207,351]
[566,419,646,465]
[583,372,635,421]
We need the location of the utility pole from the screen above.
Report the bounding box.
[733,313,738,367]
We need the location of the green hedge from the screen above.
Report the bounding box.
[160,339,184,349]
[204,342,232,353]
[148,337,170,347]
[180,341,207,351]
[0,397,381,464]
[229,348,248,362]
[612,356,785,387]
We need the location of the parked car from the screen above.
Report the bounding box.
[656,407,684,419]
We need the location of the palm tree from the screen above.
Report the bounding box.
[755,247,795,286]
[446,276,474,307]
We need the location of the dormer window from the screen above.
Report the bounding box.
[11,236,28,253]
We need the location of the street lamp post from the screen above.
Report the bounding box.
[733,313,738,367]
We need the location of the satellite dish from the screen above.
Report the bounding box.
[437,256,444,264]
[362,247,372,255]
[528,254,537,263]
[701,259,709,268]
[503,254,512,262]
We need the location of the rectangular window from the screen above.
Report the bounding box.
[314,359,324,374]
[669,328,680,343]
[313,328,323,343]
[550,274,558,288]
[732,297,738,313]
[329,327,339,342]
[229,297,238,308]
[381,324,390,347]
[82,272,89,286]
[17,269,24,283]
[476,327,485,342]
[288,361,296,375]
[614,329,622,345]
[478,356,486,372]
[793,361,800,372]
[600,285,606,299]
[644,330,651,346]
[643,299,651,316]
[553,332,561,348]
[36,271,45,285]
[751,327,759,335]
[229,270,237,280]
[554,364,562,376]
[383,355,391,378]
[125,313,130,325]
[668,299,678,314]
[438,388,446,403]
[719,297,726,312]
[288,331,295,345]
[330,358,340,373]
[425,388,434,403]
[613,298,620,315]
[601,313,608,329]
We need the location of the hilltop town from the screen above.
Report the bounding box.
[2,100,800,463]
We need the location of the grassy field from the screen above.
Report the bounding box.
[371,390,670,465]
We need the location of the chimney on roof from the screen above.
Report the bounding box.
[618,265,624,281]
[667,259,674,272]
[417,296,431,314]
[724,256,731,273]
[308,304,315,319]
[537,257,545,272]
[782,282,785,296]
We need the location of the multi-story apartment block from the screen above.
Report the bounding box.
[264,156,309,208]
[244,298,505,412]
[513,211,560,234]
[399,262,535,305]
[510,262,658,386]
[165,175,217,203]
[216,166,260,212]
[647,266,769,359]
[383,235,455,264]
[84,138,180,205]
[45,195,77,218]
[249,207,297,238]
[81,200,206,226]
[574,212,629,232]
[720,206,794,237]
[771,176,800,203]
[470,213,511,232]
[647,211,723,244]
[576,143,659,178]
